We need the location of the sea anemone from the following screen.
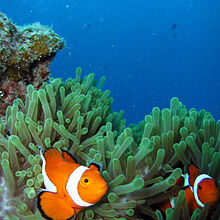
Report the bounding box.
[0,68,219,220]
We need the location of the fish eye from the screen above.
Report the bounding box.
[84,178,89,183]
[198,185,202,190]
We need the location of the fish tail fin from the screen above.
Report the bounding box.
[38,191,76,220]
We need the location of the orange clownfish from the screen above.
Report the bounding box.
[159,164,219,214]
[37,148,108,220]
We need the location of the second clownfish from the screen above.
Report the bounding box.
[37,147,108,220]
[159,164,219,214]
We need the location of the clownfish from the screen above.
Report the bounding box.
[37,148,108,220]
[159,164,219,214]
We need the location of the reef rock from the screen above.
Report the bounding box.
[0,12,65,115]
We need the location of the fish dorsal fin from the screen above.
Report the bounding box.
[61,149,78,163]
[89,163,101,172]
[43,148,62,162]
[175,176,184,187]
[187,164,201,186]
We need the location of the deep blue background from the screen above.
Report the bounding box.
[1,0,220,125]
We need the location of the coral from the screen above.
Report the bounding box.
[0,68,219,220]
[0,12,65,115]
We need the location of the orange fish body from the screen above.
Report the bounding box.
[159,164,219,214]
[38,148,108,220]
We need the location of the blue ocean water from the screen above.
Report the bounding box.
[1,0,219,125]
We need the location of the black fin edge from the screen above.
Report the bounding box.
[37,191,76,220]
[61,149,78,163]
[37,191,53,220]
[89,162,101,172]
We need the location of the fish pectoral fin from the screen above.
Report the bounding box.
[43,148,62,162]
[38,191,76,220]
